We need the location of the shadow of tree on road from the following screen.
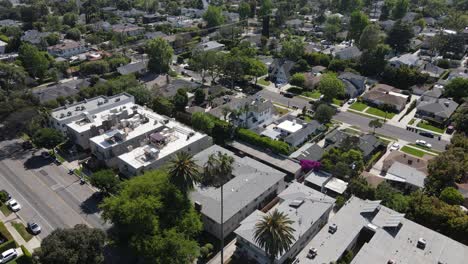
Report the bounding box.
[23,155,53,170]
[80,192,103,215]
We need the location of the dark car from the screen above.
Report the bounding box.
[22,141,33,150]
[283,92,294,98]
[419,131,434,138]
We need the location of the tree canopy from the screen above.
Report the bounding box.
[349,11,369,41]
[32,128,64,150]
[146,37,174,74]
[318,73,345,102]
[203,5,225,28]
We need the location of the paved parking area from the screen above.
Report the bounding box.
[0,140,108,239]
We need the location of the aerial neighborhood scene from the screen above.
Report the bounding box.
[0,0,468,263]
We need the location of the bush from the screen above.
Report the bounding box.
[0,191,8,204]
[0,240,17,253]
[439,187,464,205]
[290,73,305,87]
[0,222,14,241]
[236,128,290,155]
[20,245,33,264]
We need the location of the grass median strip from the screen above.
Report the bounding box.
[417,121,445,134]
[349,102,367,111]
[11,222,33,242]
[401,146,426,158]
[0,204,11,217]
[365,107,396,119]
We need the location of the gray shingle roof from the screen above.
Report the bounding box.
[190,145,286,224]
[417,98,459,118]
[117,60,148,75]
[386,161,426,188]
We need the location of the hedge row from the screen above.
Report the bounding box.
[19,245,34,264]
[236,128,290,155]
[0,240,17,253]
[0,222,14,241]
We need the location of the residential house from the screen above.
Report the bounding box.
[379,20,395,32]
[269,59,296,85]
[284,120,324,147]
[117,60,148,75]
[193,41,225,54]
[381,150,432,190]
[416,98,459,125]
[155,78,200,97]
[190,145,287,239]
[142,13,166,24]
[112,24,145,36]
[0,40,6,54]
[47,40,87,58]
[144,31,168,40]
[21,30,51,45]
[0,19,22,27]
[234,182,335,264]
[32,78,90,103]
[285,18,303,28]
[295,196,468,264]
[389,53,420,68]
[324,45,362,60]
[324,130,385,161]
[91,21,111,32]
[291,143,324,162]
[338,72,366,98]
[304,170,349,197]
[419,62,445,79]
[361,84,408,112]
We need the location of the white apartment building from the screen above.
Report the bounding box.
[234,183,335,264]
[190,145,287,240]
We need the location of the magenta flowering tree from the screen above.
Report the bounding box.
[299,160,321,172]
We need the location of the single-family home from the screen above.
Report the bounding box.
[112,24,145,36]
[324,130,385,161]
[234,182,335,264]
[304,170,349,196]
[389,53,420,68]
[333,45,362,60]
[117,60,149,75]
[21,30,51,45]
[338,72,366,98]
[0,40,6,54]
[193,41,225,54]
[361,84,408,112]
[47,40,87,58]
[32,78,90,103]
[269,59,296,85]
[416,98,459,125]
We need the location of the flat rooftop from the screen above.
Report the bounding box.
[277,120,303,134]
[51,93,133,121]
[118,121,206,170]
[235,182,335,261]
[295,196,468,264]
[190,145,286,224]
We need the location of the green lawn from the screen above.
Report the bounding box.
[408,118,416,125]
[408,144,441,155]
[365,107,396,119]
[11,222,33,242]
[401,146,426,158]
[257,78,270,86]
[332,98,343,106]
[0,204,11,217]
[417,121,445,134]
[274,106,289,116]
[349,102,368,111]
[302,90,321,99]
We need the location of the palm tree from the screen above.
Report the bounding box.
[254,210,296,264]
[203,151,234,263]
[167,152,200,195]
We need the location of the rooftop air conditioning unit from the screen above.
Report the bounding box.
[417,238,426,249]
[328,224,338,234]
[67,111,72,116]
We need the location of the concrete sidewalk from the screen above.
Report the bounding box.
[0,210,41,252]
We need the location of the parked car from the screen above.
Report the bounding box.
[419,131,434,138]
[27,222,41,235]
[7,199,21,212]
[234,86,243,92]
[283,92,294,98]
[22,141,33,150]
[390,143,400,151]
[347,98,356,104]
[446,125,454,134]
[0,248,18,263]
[41,151,51,159]
[416,140,432,148]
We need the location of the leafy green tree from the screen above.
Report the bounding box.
[31,128,64,150]
[89,170,120,196]
[247,59,267,86]
[191,112,215,134]
[63,12,78,27]
[392,0,409,19]
[439,187,464,205]
[146,37,174,74]
[254,210,295,264]
[0,62,26,95]
[203,5,225,28]
[443,11,468,32]
[259,0,273,17]
[173,89,189,112]
[324,15,342,41]
[318,73,345,102]
[80,60,109,76]
[444,78,468,104]
[281,38,305,61]
[65,28,81,40]
[360,44,390,76]
[189,51,217,82]
[34,224,106,264]
[452,103,468,134]
[387,21,414,52]
[290,73,305,88]
[239,2,251,20]
[315,104,335,123]
[368,119,383,133]
[18,43,49,79]
[349,11,369,41]
[151,97,174,116]
[168,152,200,195]
[194,89,205,105]
[359,24,382,51]
[127,85,152,106]
[347,177,375,199]
[45,33,60,46]
[100,170,202,263]
[0,190,8,204]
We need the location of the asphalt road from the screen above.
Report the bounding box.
[257,90,449,152]
[0,140,108,239]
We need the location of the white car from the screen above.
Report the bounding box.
[348,98,356,104]
[0,248,18,263]
[7,199,21,212]
[390,143,400,151]
[416,140,432,148]
[27,222,41,235]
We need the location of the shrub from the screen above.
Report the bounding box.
[0,222,14,241]
[236,128,290,155]
[20,245,33,264]
[290,73,305,87]
[0,240,17,253]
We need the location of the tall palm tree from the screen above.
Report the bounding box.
[167,152,200,195]
[203,151,234,263]
[254,209,296,264]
